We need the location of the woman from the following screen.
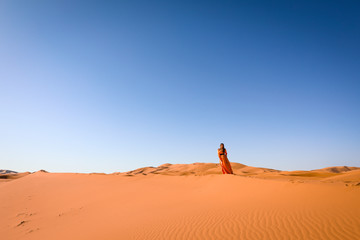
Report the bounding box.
[218,143,233,174]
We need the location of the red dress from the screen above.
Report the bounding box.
[218,148,233,174]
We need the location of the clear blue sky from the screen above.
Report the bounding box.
[1,0,359,173]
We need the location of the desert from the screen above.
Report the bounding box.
[1,163,359,240]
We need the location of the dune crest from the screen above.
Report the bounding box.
[0,169,18,174]
[115,162,360,184]
[116,162,277,176]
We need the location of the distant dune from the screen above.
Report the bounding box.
[0,169,30,181]
[0,169,18,174]
[1,162,359,240]
[114,162,360,184]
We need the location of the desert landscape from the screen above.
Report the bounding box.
[1,162,360,240]
[2,1,360,239]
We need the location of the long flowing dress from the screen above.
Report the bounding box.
[218,148,233,174]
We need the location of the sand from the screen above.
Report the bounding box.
[1,163,360,240]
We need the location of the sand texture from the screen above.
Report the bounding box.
[1,163,360,240]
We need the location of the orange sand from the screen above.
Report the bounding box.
[1,163,360,240]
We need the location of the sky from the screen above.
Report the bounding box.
[1,0,359,173]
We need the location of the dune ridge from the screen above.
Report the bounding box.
[113,162,360,184]
[0,169,18,174]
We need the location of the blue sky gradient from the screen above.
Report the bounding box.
[1,0,359,173]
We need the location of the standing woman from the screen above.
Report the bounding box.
[218,143,234,174]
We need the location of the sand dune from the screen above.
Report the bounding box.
[0,169,18,174]
[322,169,360,183]
[116,162,360,183]
[115,162,280,177]
[0,171,31,182]
[315,166,359,173]
[1,162,359,240]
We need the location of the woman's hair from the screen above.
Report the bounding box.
[220,143,225,148]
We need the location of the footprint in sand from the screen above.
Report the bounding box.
[16,220,27,227]
[58,207,84,217]
[16,212,36,218]
[27,228,40,234]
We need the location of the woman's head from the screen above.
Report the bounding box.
[220,143,224,149]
